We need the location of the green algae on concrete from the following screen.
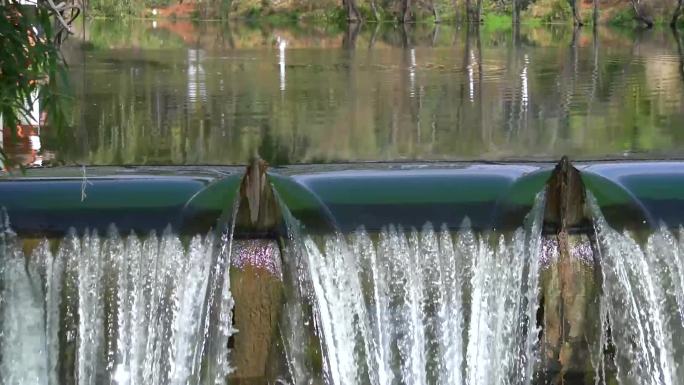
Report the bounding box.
[229,240,284,383]
[228,159,287,383]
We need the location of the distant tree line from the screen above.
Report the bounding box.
[83,0,684,28]
[337,0,683,27]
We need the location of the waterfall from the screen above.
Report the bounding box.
[0,209,236,385]
[2,186,684,385]
[292,192,547,385]
[286,192,684,385]
[589,195,684,385]
[0,211,50,385]
[277,204,330,385]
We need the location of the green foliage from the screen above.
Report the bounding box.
[320,5,347,24]
[193,0,237,20]
[146,0,175,7]
[87,0,144,17]
[524,0,571,22]
[264,11,301,25]
[77,0,684,29]
[483,13,513,31]
[297,7,344,24]
[190,7,203,20]
[86,18,185,49]
[0,2,67,170]
[242,8,302,26]
[607,7,635,26]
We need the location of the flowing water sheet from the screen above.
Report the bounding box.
[290,192,547,385]
[0,209,237,385]
[589,195,684,385]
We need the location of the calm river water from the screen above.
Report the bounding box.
[38,20,684,165]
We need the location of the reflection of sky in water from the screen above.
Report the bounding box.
[409,48,416,99]
[521,54,529,114]
[277,36,287,92]
[50,21,684,166]
[468,49,475,103]
[187,49,207,103]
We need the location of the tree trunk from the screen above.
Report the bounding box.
[431,24,440,45]
[370,0,381,21]
[353,0,362,21]
[369,23,380,49]
[343,0,362,22]
[569,0,584,26]
[402,0,412,23]
[514,9,521,41]
[671,0,683,27]
[430,0,440,22]
[452,0,460,22]
[593,0,599,25]
[343,22,361,50]
[466,0,482,22]
[513,0,520,24]
[419,0,440,22]
[400,22,412,47]
[630,0,654,27]
[590,25,599,103]
[673,27,684,80]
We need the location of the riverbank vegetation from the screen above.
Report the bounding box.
[0,0,76,169]
[84,0,684,28]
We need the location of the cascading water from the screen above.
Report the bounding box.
[0,209,237,385]
[283,190,684,385]
[2,170,684,385]
[589,195,684,385]
[286,191,547,385]
[276,203,330,385]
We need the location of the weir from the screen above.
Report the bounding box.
[0,158,683,385]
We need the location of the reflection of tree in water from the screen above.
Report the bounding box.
[47,20,684,165]
[342,22,361,51]
[502,21,529,143]
[674,27,684,81]
[258,123,291,166]
[556,26,581,150]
